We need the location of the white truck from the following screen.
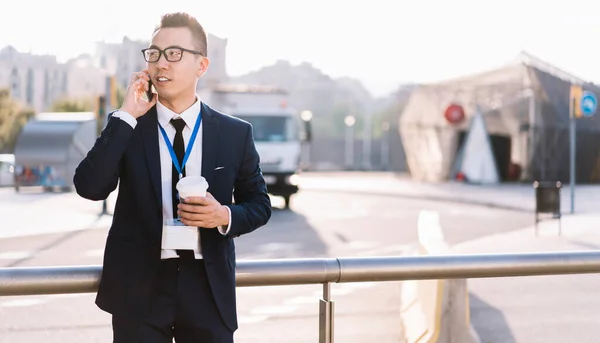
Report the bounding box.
[203,85,309,208]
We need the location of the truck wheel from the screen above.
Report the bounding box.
[283,195,291,209]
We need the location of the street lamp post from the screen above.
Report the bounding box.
[363,111,372,171]
[344,115,356,170]
[300,110,313,171]
[381,121,390,170]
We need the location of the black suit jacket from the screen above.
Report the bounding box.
[73,102,271,332]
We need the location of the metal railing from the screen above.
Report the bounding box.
[2,251,600,342]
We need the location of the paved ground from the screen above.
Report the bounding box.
[299,171,600,213]
[0,176,535,343]
[452,215,600,343]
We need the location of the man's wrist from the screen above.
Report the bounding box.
[119,107,137,118]
[219,205,230,226]
[112,110,138,129]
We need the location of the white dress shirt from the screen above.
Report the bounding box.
[111,95,231,260]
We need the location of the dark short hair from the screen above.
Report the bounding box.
[153,12,208,56]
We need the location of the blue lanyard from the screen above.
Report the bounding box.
[158,111,202,179]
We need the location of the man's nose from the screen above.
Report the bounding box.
[156,54,170,69]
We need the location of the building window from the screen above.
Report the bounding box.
[44,70,50,107]
[26,68,34,104]
[10,67,20,99]
[62,71,68,93]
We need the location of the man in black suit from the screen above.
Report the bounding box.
[74,12,271,343]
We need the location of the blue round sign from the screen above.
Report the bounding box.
[580,90,598,117]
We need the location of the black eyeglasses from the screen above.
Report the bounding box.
[141,47,203,63]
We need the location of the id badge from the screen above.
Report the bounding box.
[161,218,199,250]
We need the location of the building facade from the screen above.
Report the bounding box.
[0,46,108,113]
[1,33,229,113]
[94,34,229,92]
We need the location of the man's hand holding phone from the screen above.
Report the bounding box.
[120,70,157,119]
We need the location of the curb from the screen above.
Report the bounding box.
[399,210,482,343]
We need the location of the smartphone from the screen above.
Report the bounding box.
[146,80,154,100]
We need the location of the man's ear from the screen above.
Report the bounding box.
[198,57,210,77]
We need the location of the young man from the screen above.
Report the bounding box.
[74,12,271,342]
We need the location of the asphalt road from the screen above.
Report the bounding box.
[0,183,534,342]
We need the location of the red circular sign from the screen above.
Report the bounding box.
[444,104,465,124]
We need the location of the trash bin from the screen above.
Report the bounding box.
[533,181,562,235]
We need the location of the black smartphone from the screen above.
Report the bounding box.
[146,80,154,100]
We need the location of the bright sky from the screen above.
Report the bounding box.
[3,0,598,97]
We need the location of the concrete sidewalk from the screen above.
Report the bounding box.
[301,171,600,341]
[0,187,115,239]
[451,213,600,343]
[299,172,600,213]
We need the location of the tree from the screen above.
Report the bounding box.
[115,82,125,108]
[371,101,404,138]
[309,101,366,139]
[50,97,94,112]
[0,89,35,153]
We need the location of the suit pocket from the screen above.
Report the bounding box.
[215,163,236,176]
[213,162,237,201]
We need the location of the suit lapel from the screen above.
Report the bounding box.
[140,103,217,208]
[201,102,219,191]
[140,106,162,207]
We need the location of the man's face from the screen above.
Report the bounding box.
[147,27,207,102]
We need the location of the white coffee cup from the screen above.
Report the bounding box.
[176,175,209,200]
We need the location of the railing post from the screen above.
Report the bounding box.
[319,282,334,343]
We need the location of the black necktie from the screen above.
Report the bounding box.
[170,118,193,259]
[171,118,186,217]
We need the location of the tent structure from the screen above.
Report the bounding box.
[13,112,96,191]
[399,52,600,183]
[451,109,500,184]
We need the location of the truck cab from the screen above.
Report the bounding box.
[200,84,311,209]
[232,108,302,208]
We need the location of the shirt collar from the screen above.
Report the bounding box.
[156,95,202,129]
